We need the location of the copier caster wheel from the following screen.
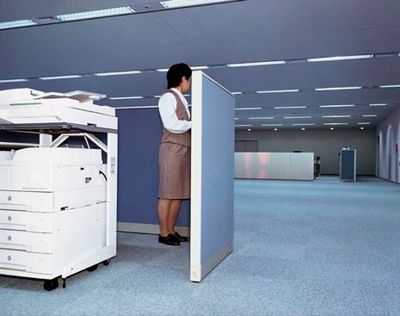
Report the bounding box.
[87,264,98,272]
[44,279,59,291]
[103,259,111,266]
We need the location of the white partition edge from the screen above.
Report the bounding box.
[190,71,203,281]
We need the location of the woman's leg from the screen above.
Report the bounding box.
[158,198,172,236]
[168,199,182,234]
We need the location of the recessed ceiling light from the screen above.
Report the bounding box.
[284,116,312,119]
[307,54,374,62]
[235,118,239,120]
[39,75,82,80]
[109,96,144,100]
[235,107,262,111]
[56,7,135,21]
[319,104,355,108]
[330,127,334,130]
[94,70,141,76]
[292,123,315,126]
[257,89,299,94]
[248,117,274,120]
[362,114,377,117]
[227,60,286,68]
[369,103,387,107]
[247,128,252,132]
[360,127,365,130]
[323,122,349,125]
[160,0,232,9]
[274,106,307,109]
[0,19,37,30]
[315,86,362,91]
[322,115,351,118]
[274,128,278,131]
[191,66,209,70]
[0,78,29,83]
[379,84,400,88]
[301,128,306,131]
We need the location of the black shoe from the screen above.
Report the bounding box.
[174,232,189,242]
[158,234,180,246]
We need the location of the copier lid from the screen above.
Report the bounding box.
[12,148,102,165]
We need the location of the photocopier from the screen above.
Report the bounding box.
[0,88,118,291]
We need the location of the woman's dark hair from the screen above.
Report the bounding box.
[167,63,192,89]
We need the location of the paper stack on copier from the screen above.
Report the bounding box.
[0,88,118,291]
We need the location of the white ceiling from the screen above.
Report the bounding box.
[0,0,399,129]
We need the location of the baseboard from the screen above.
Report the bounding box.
[117,222,190,237]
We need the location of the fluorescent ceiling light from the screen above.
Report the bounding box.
[274,106,307,109]
[307,54,373,62]
[0,19,37,30]
[0,78,29,83]
[160,0,232,9]
[323,122,349,126]
[235,118,239,120]
[292,123,315,126]
[257,89,299,94]
[379,84,400,88]
[39,75,82,80]
[227,60,286,68]
[319,104,355,108]
[154,95,162,98]
[94,70,141,76]
[235,124,253,127]
[191,66,209,70]
[235,107,262,111]
[56,7,135,22]
[248,117,274,120]
[369,103,387,107]
[357,122,370,125]
[231,92,242,95]
[315,86,362,91]
[261,124,283,127]
[284,116,312,119]
[109,96,143,100]
[156,68,169,72]
[322,115,351,118]
[362,114,377,117]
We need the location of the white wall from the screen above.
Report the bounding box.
[235,129,376,175]
[377,107,400,183]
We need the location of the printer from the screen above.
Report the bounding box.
[0,88,118,291]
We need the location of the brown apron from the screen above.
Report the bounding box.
[158,90,191,199]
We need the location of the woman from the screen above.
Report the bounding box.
[157,63,192,246]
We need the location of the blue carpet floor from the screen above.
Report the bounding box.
[1,176,399,315]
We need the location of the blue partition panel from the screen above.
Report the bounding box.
[190,72,235,282]
[117,109,190,228]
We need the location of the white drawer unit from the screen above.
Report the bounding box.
[0,230,52,253]
[0,210,53,233]
[0,249,52,274]
[0,191,53,213]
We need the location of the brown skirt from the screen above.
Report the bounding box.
[158,142,191,199]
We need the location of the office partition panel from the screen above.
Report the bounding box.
[116,109,190,233]
[190,71,235,282]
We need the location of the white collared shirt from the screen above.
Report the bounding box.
[158,87,191,134]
